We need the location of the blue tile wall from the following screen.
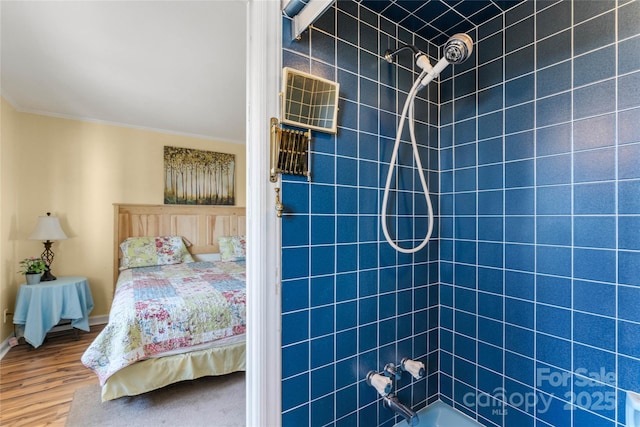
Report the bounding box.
[439,1,640,427]
[281,2,440,426]
[281,1,640,426]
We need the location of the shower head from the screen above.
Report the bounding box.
[416,32,473,89]
[443,33,473,64]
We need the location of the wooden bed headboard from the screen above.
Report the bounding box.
[113,203,246,286]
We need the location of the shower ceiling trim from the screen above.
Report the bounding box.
[283,0,335,40]
[358,0,525,45]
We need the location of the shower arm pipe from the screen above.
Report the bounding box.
[384,44,421,63]
[381,67,434,254]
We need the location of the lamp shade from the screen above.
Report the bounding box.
[28,213,68,241]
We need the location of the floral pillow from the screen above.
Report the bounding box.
[218,235,246,261]
[119,236,194,270]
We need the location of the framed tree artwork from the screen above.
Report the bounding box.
[164,146,235,205]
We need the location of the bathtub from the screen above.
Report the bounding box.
[393,400,484,427]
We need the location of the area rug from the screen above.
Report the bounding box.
[66,372,245,427]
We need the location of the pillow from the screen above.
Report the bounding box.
[218,235,246,261]
[119,236,194,270]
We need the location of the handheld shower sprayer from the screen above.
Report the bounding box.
[381,33,473,254]
[418,33,473,89]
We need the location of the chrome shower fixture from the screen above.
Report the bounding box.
[383,44,421,63]
[380,32,473,254]
[417,33,473,89]
[444,33,474,64]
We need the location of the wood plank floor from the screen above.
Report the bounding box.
[0,325,104,427]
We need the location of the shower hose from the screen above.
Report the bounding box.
[381,68,435,254]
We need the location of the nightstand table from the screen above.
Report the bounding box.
[13,276,94,348]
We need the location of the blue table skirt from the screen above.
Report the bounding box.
[13,276,94,348]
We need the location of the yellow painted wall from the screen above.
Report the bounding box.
[0,100,246,342]
[1,99,19,342]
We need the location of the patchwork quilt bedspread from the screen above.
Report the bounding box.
[81,261,246,385]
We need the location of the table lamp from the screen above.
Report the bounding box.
[28,212,68,281]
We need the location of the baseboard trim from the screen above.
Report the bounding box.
[89,315,109,326]
[0,333,16,360]
[0,314,109,360]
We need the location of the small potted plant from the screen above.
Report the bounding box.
[19,257,48,285]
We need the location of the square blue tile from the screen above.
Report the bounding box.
[478,57,504,89]
[336,215,357,243]
[574,79,616,120]
[537,29,571,69]
[311,215,335,245]
[505,270,534,300]
[504,244,535,272]
[479,242,504,268]
[508,44,536,80]
[478,317,503,347]
[505,74,534,107]
[574,113,616,151]
[619,285,640,322]
[573,311,615,351]
[619,180,640,214]
[478,85,504,115]
[455,118,477,146]
[283,247,310,280]
[505,159,534,188]
[310,335,334,369]
[310,305,334,338]
[311,245,335,276]
[537,153,572,185]
[574,248,616,283]
[311,364,334,400]
[618,320,640,358]
[455,168,477,192]
[619,250,640,286]
[478,217,504,241]
[574,182,616,214]
[455,192,477,216]
[478,267,504,294]
[478,190,504,215]
[505,188,534,215]
[536,0,571,38]
[505,216,534,243]
[619,142,640,179]
[537,305,571,339]
[336,272,356,302]
[282,341,309,378]
[504,324,534,360]
[478,111,503,140]
[574,46,616,87]
[536,60,572,98]
[536,123,571,156]
[536,275,571,308]
[505,16,534,53]
[574,11,615,56]
[505,131,534,161]
[574,147,616,183]
[536,245,572,277]
[574,215,616,249]
[478,164,504,190]
[505,297,534,329]
[536,333,571,370]
[536,92,571,127]
[536,216,571,246]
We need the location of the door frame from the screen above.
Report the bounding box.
[246,1,282,426]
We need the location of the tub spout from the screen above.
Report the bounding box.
[383,393,419,426]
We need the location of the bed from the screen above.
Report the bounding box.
[81,203,246,401]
